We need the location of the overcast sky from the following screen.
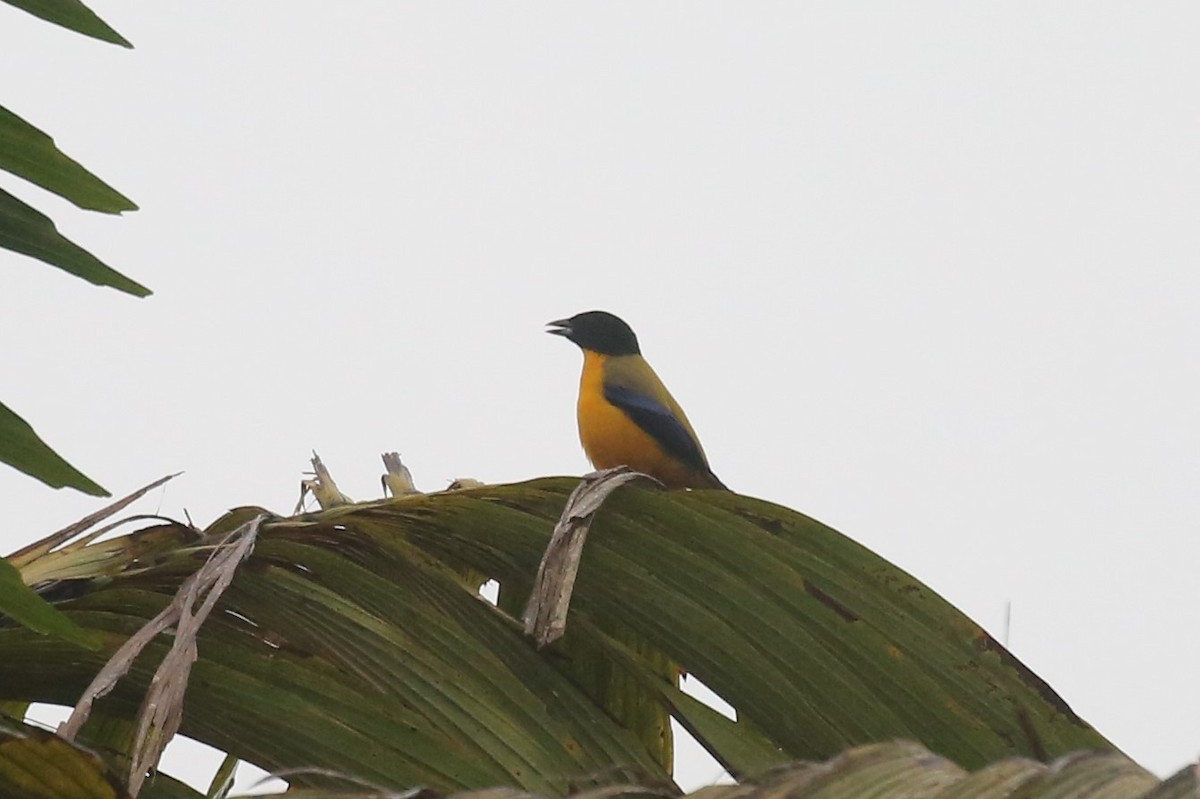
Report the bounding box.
[2,2,1198,793]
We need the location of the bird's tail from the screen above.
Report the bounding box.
[703,469,730,491]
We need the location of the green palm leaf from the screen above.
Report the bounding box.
[0,401,108,496]
[0,0,130,46]
[0,478,1116,797]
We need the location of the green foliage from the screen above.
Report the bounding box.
[0,0,130,46]
[0,718,132,799]
[0,479,1126,797]
[0,185,149,294]
[0,556,99,649]
[0,401,108,496]
[0,1,144,494]
[0,107,136,213]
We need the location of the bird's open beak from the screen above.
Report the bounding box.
[546,319,572,337]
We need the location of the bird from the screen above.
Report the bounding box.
[547,310,727,490]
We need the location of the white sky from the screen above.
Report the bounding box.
[2,1,1199,793]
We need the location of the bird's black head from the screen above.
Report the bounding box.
[547,310,641,356]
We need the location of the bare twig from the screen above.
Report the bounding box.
[445,478,484,491]
[7,474,180,566]
[53,513,197,555]
[295,451,352,514]
[381,452,421,498]
[523,467,660,648]
[58,515,264,796]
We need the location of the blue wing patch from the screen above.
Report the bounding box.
[603,384,711,474]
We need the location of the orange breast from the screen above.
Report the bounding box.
[576,351,705,488]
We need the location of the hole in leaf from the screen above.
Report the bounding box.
[23,707,288,795]
[158,735,287,795]
[672,717,733,790]
[672,676,736,789]
[24,702,69,730]
[681,675,736,721]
